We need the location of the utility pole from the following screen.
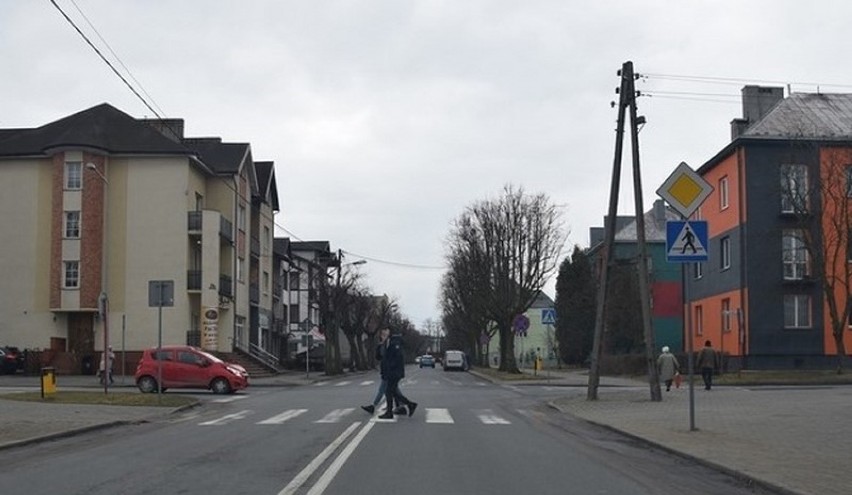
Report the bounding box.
[587,61,661,402]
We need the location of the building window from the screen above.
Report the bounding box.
[65,161,82,190]
[846,166,852,198]
[64,261,79,288]
[720,236,731,270]
[721,298,731,332]
[782,230,809,280]
[695,305,703,336]
[263,226,271,253]
[237,257,245,283]
[238,204,246,232]
[289,271,300,290]
[719,176,729,210]
[780,164,808,213]
[694,262,703,279]
[784,295,811,328]
[65,211,81,238]
[289,305,300,324]
[263,271,269,294]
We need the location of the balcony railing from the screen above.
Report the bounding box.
[220,217,233,244]
[187,211,202,231]
[186,330,201,347]
[249,283,260,304]
[219,274,233,298]
[250,236,260,258]
[187,270,202,290]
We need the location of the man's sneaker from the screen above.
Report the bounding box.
[393,406,408,415]
[377,412,394,419]
[408,402,418,417]
[361,405,375,414]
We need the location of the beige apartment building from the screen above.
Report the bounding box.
[0,103,280,372]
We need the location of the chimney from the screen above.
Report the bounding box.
[730,85,784,139]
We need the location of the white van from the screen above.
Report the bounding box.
[443,350,466,371]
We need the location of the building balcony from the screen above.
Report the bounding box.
[187,270,202,291]
[250,236,260,259]
[249,283,260,305]
[186,330,201,347]
[220,217,233,244]
[219,274,233,298]
[187,211,202,231]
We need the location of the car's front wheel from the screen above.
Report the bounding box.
[137,375,158,393]
[210,377,231,394]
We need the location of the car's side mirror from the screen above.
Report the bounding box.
[199,359,210,367]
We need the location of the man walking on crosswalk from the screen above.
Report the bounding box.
[378,327,418,419]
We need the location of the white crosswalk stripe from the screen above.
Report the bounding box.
[197,407,513,426]
[475,409,511,425]
[360,380,375,386]
[334,381,351,387]
[315,408,355,423]
[211,395,248,403]
[257,409,307,425]
[199,409,252,426]
[425,408,453,424]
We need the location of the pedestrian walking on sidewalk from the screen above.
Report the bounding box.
[656,346,679,392]
[361,328,398,415]
[98,346,115,385]
[696,340,719,390]
[378,327,417,419]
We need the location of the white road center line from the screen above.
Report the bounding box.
[306,421,376,495]
[277,422,361,495]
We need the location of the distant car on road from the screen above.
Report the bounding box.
[134,345,249,394]
[419,355,435,368]
[443,350,467,371]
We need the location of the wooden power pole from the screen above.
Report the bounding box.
[587,61,662,402]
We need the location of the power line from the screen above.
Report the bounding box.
[642,72,852,91]
[48,0,163,120]
[342,250,446,270]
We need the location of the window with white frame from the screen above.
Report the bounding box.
[695,305,703,335]
[64,261,79,288]
[784,295,811,328]
[782,229,809,280]
[65,161,82,189]
[65,211,81,238]
[780,164,808,213]
[719,176,729,209]
[721,298,731,332]
[720,236,731,270]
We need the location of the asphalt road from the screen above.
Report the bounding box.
[0,367,779,494]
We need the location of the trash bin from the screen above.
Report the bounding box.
[41,367,56,398]
[81,355,94,375]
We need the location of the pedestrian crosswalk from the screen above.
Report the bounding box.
[197,407,518,427]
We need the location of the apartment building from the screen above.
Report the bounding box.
[690,86,852,369]
[0,103,277,372]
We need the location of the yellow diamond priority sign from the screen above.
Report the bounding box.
[656,162,713,218]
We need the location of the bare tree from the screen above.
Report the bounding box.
[782,148,852,372]
[445,185,565,373]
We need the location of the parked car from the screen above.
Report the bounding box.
[443,350,467,371]
[1,346,24,374]
[134,345,249,394]
[419,355,435,368]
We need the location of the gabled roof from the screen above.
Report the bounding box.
[184,137,251,175]
[0,103,191,157]
[254,161,280,212]
[743,93,852,141]
[614,202,679,243]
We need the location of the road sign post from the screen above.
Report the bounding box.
[148,280,174,403]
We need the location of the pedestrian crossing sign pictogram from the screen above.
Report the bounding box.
[542,308,556,325]
[666,220,708,262]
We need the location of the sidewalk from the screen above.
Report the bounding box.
[0,371,321,451]
[472,367,849,495]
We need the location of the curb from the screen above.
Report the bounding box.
[545,400,802,495]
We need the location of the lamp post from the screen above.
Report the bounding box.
[86,163,110,394]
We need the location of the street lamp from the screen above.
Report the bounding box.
[86,163,110,394]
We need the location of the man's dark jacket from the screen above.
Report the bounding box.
[380,334,405,381]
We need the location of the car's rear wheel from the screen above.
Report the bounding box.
[210,377,231,394]
[137,375,158,393]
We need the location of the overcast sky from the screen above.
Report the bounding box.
[4,1,852,327]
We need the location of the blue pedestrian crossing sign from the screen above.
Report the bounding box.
[542,308,556,325]
[666,221,708,262]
